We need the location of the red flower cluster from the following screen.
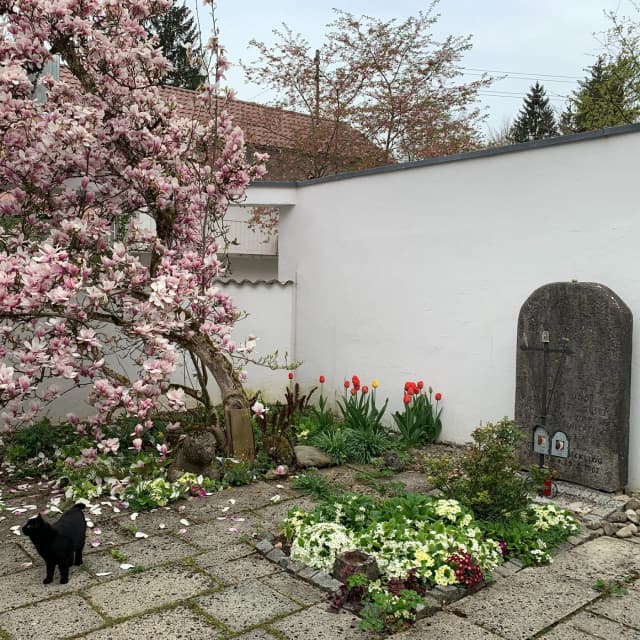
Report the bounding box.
[446,551,483,589]
[401,380,443,404]
[403,380,423,395]
[402,380,424,404]
[345,374,362,395]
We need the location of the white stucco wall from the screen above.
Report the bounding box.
[265,127,640,489]
[218,280,295,401]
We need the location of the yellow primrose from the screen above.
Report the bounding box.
[414,549,434,566]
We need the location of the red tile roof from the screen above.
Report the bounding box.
[58,67,382,180]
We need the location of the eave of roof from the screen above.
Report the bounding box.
[250,123,640,188]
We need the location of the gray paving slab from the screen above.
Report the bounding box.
[76,521,134,554]
[180,513,267,549]
[587,580,640,629]
[115,506,202,535]
[0,594,104,640]
[269,603,373,639]
[203,552,282,585]
[185,482,295,517]
[196,579,300,631]
[85,564,216,618]
[453,566,599,639]
[0,566,97,613]
[252,497,318,535]
[0,542,32,576]
[83,535,199,578]
[77,605,222,639]
[193,542,256,568]
[540,610,640,639]
[235,630,279,640]
[392,612,504,639]
[259,571,327,606]
[551,537,640,585]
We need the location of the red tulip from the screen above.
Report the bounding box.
[319,375,326,384]
[362,385,369,394]
[403,394,411,404]
[417,380,424,390]
[344,380,350,388]
[352,375,360,388]
[351,388,357,396]
[404,381,411,391]
[288,372,294,380]
[435,392,442,401]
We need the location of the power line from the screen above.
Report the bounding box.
[463,71,577,84]
[462,66,582,80]
[478,91,565,102]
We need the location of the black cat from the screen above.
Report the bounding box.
[22,503,86,584]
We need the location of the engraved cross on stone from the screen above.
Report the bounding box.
[520,330,572,465]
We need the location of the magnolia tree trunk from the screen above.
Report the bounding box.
[183,335,255,460]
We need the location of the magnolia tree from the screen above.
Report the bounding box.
[0,0,268,455]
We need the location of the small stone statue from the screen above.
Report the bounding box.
[168,427,220,481]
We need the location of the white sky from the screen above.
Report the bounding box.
[187,0,632,135]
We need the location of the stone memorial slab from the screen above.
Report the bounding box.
[515,281,632,491]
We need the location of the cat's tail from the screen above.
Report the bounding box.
[73,503,87,510]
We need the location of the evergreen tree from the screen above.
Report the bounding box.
[145,2,206,90]
[509,82,558,143]
[562,56,640,133]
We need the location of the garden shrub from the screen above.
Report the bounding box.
[426,417,533,520]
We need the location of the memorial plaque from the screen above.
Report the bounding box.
[533,426,550,456]
[515,282,632,491]
[550,431,569,458]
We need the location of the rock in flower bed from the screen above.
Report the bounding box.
[273,491,580,634]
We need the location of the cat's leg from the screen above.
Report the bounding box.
[59,562,70,584]
[43,558,56,584]
[74,546,83,566]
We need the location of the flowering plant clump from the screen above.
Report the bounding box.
[289,521,356,572]
[339,375,388,432]
[307,374,335,433]
[338,375,389,463]
[65,469,219,511]
[285,492,503,628]
[481,503,580,567]
[447,550,484,588]
[359,580,425,633]
[283,491,580,631]
[392,380,443,448]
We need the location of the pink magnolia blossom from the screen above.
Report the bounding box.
[251,401,268,419]
[98,438,120,454]
[166,387,185,409]
[0,0,268,442]
[156,443,169,461]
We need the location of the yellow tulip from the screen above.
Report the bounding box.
[372,378,379,388]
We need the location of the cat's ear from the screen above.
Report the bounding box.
[24,515,43,528]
